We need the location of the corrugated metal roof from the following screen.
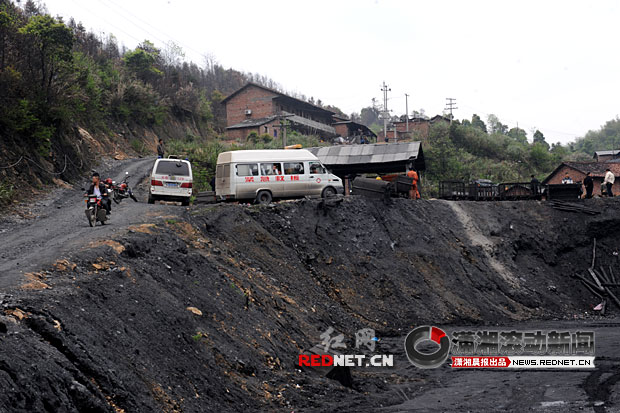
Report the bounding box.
[284,113,336,135]
[594,150,620,156]
[226,116,276,129]
[307,142,421,165]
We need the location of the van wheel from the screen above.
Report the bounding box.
[256,190,272,205]
[182,199,190,206]
[322,187,337,198]
[148,194,155,204]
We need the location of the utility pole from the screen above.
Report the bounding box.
[405,93,409,132]
[445,98,457,125]
[274,113,292,148]
[381,81,391,142]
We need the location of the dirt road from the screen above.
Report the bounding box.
[0,156,182,289]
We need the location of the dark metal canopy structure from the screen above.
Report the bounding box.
[307,142,425,176]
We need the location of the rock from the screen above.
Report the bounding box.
[186,307,202,316]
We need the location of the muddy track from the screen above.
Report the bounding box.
[0,156,183,289]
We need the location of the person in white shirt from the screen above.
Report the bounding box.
[561,172,573,184]
[604,168,615,197]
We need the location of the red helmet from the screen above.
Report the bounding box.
[104,178,113,185]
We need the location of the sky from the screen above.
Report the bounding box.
[35,0,620,144]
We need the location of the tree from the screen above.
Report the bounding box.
[487,114,508,135]
[19,15,73,101]
[471,114,487,133]
[124,42,162,83]
[0,10,15,71]
[360,106,380,127]
[529,142,552,171]
[533,129,549,149]
[411,108,428,119]
[161,40,184,67]
[507,127,527,144]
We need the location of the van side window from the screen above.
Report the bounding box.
[284,162,304,175]
[261,163,282,175]
[236,163,258,176]
[309,161,326,174]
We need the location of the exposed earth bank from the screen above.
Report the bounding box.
[1,196,620,412]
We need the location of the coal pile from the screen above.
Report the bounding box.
[1,196,620,412]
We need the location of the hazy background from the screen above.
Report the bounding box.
[40,0,620,144]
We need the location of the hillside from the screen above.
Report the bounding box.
[0,0,268,205]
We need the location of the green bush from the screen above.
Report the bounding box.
[0,182,15,206]
[130,138,145,154]
[246,131,259,144]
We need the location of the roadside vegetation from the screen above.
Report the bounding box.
[0,181,14,206]
[419,116,595,197]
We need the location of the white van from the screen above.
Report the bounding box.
[216,149,343,204]
[148,157,193,205]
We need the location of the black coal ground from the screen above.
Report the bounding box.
[1,196,620,412]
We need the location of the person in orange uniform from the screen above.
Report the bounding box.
[407,169,420,199]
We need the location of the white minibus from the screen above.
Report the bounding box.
[215,149,343,204]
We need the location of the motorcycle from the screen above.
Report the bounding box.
[111,172,138,204]
[84,194,107,227]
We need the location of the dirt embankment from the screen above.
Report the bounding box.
[1,197,619,412]
[0,117,205,202]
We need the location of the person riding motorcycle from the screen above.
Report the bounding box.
[103,178,115,211]
[85,172,111,215]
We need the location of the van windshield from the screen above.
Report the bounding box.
[309,161,326,174]
[156,161,190,176]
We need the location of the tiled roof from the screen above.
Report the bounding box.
[543,162,620,184]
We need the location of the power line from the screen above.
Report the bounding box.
[0,156,23,169]
[102,0,170,47]
[67,0,144,44]
[103,0,205,61]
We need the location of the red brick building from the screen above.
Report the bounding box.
[381,115,450,142]
[593,150,620,162]
[332,115,376,143]
[221,83,338,142]
[543,162,620,196]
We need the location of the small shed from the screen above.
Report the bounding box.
[593,150,620,163]
[307,142,424,177]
